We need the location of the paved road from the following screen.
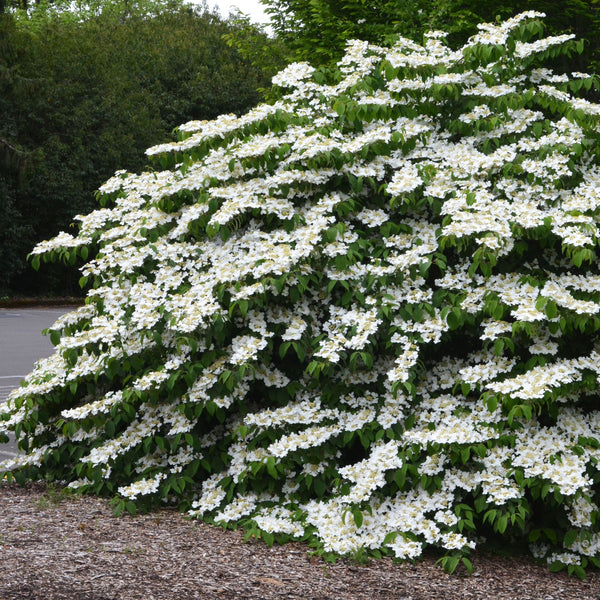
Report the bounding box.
[0,307,72,461]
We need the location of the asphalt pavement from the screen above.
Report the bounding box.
[0,306,72,461]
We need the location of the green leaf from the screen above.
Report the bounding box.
[352,507,363,528]
[383,531,398,545]
[483,509,497,525]
[244,528,257,542]
[313,476,326,497]
[548,561,564,573]
[496,514,508,534]
[545,301,558,319]
[125,501,137,515]
[486,395,498,413]
[279,342,291,359]
[461,557,473,575]
[123,402,136,419]
[460,447,470,463]
[535,296,547,311]
[333,100,346,116]
[439,555,460,574]
[494,339,504,356]
[563,529,578,548]
[260,531,275,547]
[446,307,462,330]
[266,456,278,479]
[292,342,305,361]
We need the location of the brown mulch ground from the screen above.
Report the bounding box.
[1,482,599,600]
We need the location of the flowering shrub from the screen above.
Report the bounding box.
[2,11,600,575]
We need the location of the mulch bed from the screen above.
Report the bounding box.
[1,482,599,600]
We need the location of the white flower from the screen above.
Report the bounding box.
[387,164,422,195]
[118,473,166,500]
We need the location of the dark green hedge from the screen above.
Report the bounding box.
[0,4,271,296]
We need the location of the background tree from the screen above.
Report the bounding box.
[222,10,291,88]
[0,14,36,294]
[258,0,600,72]
[0,0,272,296]
[262,0,429,65]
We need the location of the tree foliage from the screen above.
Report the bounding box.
[3,13,600,576]
[260,0,600,72]
[0,1,270,295]
[262,0,432,65]
[222,10,291,85]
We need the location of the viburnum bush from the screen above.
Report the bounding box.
[3,11,600,576]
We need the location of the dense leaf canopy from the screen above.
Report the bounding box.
[0,1,270,295]
[260,0,600,71]
[3,12,600,575]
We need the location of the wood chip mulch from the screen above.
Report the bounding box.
[1,482,599,600]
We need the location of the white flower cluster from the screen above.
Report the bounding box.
[253,506,305,537]
[118,473,166,500]
[339,440,403,502]
[3,12,600,571]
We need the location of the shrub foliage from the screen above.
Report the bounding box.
[3,12,600,575]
